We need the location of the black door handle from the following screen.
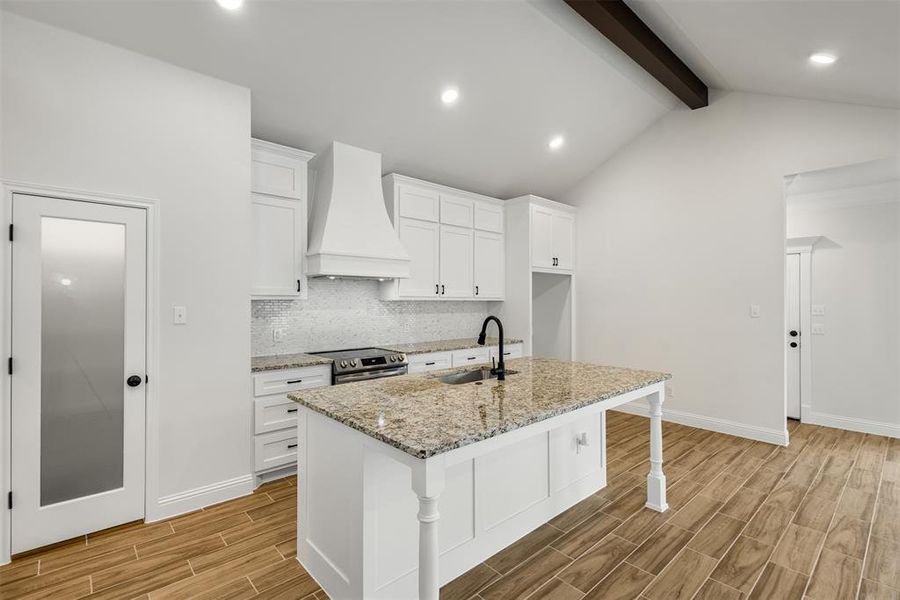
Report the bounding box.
[790,342,798,348]
[789,330,798,337]
[126,375,142,388]
[297,279,301,293]
[441,284,445,295]
[435,284,439,295]
[475,285,479,296]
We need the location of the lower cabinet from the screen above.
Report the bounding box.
[405,343,525,373]
[251,364,331,482]
[407,351,453,373]
[451,347,491,367]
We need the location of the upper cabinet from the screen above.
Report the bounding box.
[530,202,575,273]
[251,139,315,299]
[382,174,505,301]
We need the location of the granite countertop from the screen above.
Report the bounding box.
[251,337,524,372]
[251,352,332,372]
[383,337,523,355]
[288,357,670,459]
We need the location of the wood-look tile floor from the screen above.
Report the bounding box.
[2,412,898,600]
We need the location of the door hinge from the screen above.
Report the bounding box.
[7,357,11,375]
[7,491,11,510]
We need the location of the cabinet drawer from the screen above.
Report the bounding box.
[254,428,298,472]
[252,365,331,397]
[398,185,439,222]
[407,351,452,373]
[440,194,474,227]
[489,343,523,361]
[451,347,491,367]
[474,202,503,233]
[254,396,300,434]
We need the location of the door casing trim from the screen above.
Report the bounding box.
[0,180,160,564]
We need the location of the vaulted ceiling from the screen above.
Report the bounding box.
[0,0,678,199]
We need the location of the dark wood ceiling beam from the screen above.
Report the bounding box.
[564,0,709,109]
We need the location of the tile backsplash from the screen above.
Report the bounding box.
[252,278,500,356]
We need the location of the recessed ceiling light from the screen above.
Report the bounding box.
[216,0,243,10]
[441,88,459,105]
[809,53,837,65]
[548,135,565,151]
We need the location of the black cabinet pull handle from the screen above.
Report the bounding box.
[287,443,298,449]
[425,361,436,366]
[287,408,298,413]
[441,284,445,295]
[435,284,439,295]
[467,356,477,360]
[286,379,303,384]
[475,285,479,295]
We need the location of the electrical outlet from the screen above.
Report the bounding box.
[811,305,826,316]
[172,305,187,325]
[272,328,286,342]
[750,304,761,318]
[812,323,826,335]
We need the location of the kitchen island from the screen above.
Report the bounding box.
[289,357,671,600]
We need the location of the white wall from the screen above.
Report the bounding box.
[0,11,253,538]
[787,184,900,434]
[564,90,900,443]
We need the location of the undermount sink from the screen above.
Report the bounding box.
[438,367,518,385]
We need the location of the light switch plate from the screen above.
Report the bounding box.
[811,323,825,335]
[272,328,286,342]
[173,305,187,325]
[750,304,761,318]
[811,305,826,316]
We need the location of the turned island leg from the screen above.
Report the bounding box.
[411,457,446,600]
[646,387,668,512]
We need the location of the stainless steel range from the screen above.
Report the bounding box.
[309,347,409,385]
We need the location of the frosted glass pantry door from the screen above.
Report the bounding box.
[10,194,147,554]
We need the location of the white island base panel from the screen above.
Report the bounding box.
[296,382,666,600]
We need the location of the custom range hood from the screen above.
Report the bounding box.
[306,142,410,279]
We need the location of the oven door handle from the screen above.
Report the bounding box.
[335,366,408,384]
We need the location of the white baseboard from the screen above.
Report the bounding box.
[147,474,255,522]
[803,410,900,439]
[613,402,789,446]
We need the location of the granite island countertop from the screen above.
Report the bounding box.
[288,357,670,459]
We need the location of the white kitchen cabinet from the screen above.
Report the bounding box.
[488,342,524,362]
[552,212,575,271]
[440,194,474,227]
[398,218,440,298]
[251,139,314,298]
[474,202,504,233]
[439,225,473,298]
[531,203,574,272]
[474,230,504,299]
[251,363,331,482]
[406,351,453,373]
[531,205,554,269]
[252,194,306,297]
[381,174,505,301]
[450,346,491,367]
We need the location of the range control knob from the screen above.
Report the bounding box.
[350,359,358,367]
[389,355,397,362]
[340,360,348,368]
[399,354,406,362]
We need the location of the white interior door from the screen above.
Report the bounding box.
[786,253,801,420]
[11,194,147,554]
[439,224,473,298]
